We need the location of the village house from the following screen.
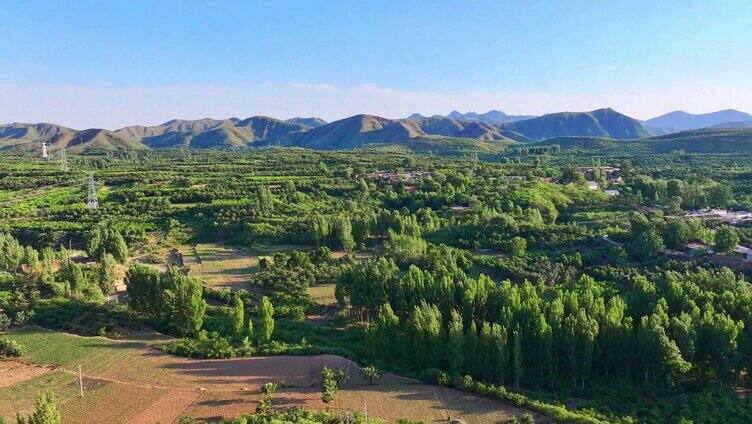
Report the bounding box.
[686,240,712,254]
[734,245,752,261]
[579,166,622,184]
[685,209,752,225]
[362,170,431,185]
[585,181,599,190]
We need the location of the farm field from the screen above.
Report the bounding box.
[180,243,259,290]
[1,327,542,423]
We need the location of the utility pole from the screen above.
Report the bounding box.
[78,364,84,397]
[86,172,99,209]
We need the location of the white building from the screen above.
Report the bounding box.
[685,209,752,225]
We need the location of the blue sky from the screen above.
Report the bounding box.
[2,0,752,129]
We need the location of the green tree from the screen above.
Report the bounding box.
[162,268,206,336]
[714,225,739,254]
[110,231,129,263]
[98,253,117,294]
[511,328,523,388]
[232,295,245,338]
[17,391,61,424]
[367,304,400,362]
[505,237,527,257]
[257,296,275,344]
[246,317,254,342]
[663,220,690,251]
[446,309,465,375]
[331,216,355,252]
[667,179,684,198]
[708,184,733,208]
[629,230,664,262]
[125,265,162,319]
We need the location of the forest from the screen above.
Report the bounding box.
[2,146,752,423]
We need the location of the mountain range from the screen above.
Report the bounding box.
[408,110,536,125]
[645,109,752,133]
[1,108,749,152]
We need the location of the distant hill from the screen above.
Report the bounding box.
[535,128,752,155]
[287,117,327,128]
[64,129,147,152]
[0,123,145,153]
[116,117,308,149]
[645,109,752,133]
[276,114,423,149]
[407,116,517,141]
[708,120,752,129]
[266,114,520,150]
[410,110,535,125]
[501,108,649,140]
[0,123,75,142]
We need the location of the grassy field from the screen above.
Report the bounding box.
[1,327,543,423]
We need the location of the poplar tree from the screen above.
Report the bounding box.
[257,296,275,344]
[511,328,523,388]
[446,309,465,375]
[233,295,245,337]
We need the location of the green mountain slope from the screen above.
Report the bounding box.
[503,108,649,140]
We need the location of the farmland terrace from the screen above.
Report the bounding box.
[1,327,544,424]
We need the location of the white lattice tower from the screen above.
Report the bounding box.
[60,148,69,172]
[86,171,99,209]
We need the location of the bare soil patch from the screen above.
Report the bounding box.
[0,361,51,388]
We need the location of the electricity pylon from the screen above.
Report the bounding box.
[60,148,69,172]
[86,172,99,209]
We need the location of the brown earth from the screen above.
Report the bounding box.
[0,361,52,388]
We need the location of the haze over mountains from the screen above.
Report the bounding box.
[1,108,750,152]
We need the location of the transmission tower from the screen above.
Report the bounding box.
[60,148,70,172]
[86,172,99,209]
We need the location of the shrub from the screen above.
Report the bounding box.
[361,365,381,384]
[0,338,24,358]
[162,332,235,359]
[321,366,346,404]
